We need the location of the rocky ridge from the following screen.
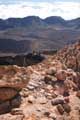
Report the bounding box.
[0,41,80,120]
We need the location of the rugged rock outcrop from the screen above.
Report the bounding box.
[0,65,29,114]
[0,42,80,120]
[57,41,80,71]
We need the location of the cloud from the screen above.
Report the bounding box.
[0,1,80,20]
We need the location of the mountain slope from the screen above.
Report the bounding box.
[0,16,80,30]
[0,16,80,54]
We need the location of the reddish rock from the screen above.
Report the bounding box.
[56,70,67,81]
[76,91,80,98]
[0,88,18,101]
[0,101,10,114]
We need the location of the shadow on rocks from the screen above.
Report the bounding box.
[0,94,21,115]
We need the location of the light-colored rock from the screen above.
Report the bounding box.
[11,108,23,115]
[36,96,47,104]
[46,67,57,75]
[28,95,35,104]
[0,65,29,91]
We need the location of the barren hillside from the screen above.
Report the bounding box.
[0,41,80,120]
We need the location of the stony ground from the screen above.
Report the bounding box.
[0,42,80,120]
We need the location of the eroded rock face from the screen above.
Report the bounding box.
[0,65,29,114]
[0,65,29,91]
[0,88,18,101]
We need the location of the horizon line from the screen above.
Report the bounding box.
[0,15,80,21]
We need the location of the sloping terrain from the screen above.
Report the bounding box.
[0,41,80,120]
[0,16,80,54]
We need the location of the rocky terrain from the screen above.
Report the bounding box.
[0,41,80,120]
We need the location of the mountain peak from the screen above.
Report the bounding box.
[44,16,66,25]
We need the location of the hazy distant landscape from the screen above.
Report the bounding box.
[0,16,80,55]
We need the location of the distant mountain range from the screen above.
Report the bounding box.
[0,16,80,30]
[0,16,80,55]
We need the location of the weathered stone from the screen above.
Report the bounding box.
[0,101,10,114]
[64,97,69,103]
[0,88,18,101]
[44,75,57,85]
[56,70,67,81]
[0,65,29,91]
[51,97,64,106]
[46,67,57,76]
[0,65,29,115]
[37,97,47,104]
[0,114,24,120]
[44,111,50,117]
[76,91,80,98]
[57,104,64,115]
[11,108,23,115]
[10,95,21,108]
[49,113,57,120]
[63,103,71,113]
[28,95,35,104]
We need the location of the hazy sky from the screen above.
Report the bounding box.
[0,0,80,19]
